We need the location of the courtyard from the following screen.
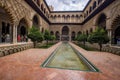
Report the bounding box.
[0,0,120,80]
[0,42,120,80]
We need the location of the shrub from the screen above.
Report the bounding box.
[28,27,44,48]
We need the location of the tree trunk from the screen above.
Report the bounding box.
[99,43,102,51]
[33,41,37,48]
[46,40,48,45]
[83,41,86,48]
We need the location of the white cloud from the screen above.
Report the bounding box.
[45,0,90,11]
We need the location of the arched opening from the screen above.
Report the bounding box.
[41,4,44,11]
[42,28,44,33]
[61,26,69,41]
[71,15,75,22]
[53,15,57,22]
[44,8,46,14]
[80,15,83,21]
[0,7,13,43]
[86,11,88,16]
[86,30,89,36]
[37,0,40,6]
[20,26,26,36]
[71,31,76,41]
[114,26,120,45]
[66,15,70,22]
[62,15,65,22]
[17,18,28,42]
[50,31,54,35]
[33,15,40,29]
[50,15,54,20]
[76,15,80,22]
[97,14,107,31]
[93,1,97,10]
[46,12,49,18]
[90,28,93,33]
[111,15,120,45]
[58,15,61,22]
[55,31,60,40]
[77,31,82,36]
[89,6,92,13]
[98,0,102,5]
[84,13,87,18]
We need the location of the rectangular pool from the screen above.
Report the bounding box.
[42,42,99,72]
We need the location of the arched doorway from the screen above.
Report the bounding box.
[77,31,82,36]
[86,30,89,36]
[0,7,12,43]
[112,15,120,45]
[97,14,107,31]
[71,31,76,40]
[114,26,120,44]
[17,18,28,42]
[55,31,60,40]
[61,26,69,41]
[50,31,54,35]
[41,28,44,33]
[20,26,26,36]
[33,15,40,29]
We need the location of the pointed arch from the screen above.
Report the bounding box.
[17,18,29,42]
[0,6,15,43]
[96,13,107,30]
[71,31,76,40]
[32,14,40,29]
[55,31,60,40]
[111,15,120,44]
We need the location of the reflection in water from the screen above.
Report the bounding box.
[46,42,91,71]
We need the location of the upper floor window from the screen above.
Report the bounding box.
[41,4,44,11]
[98,0,102,5]
[89,6,92,13]
[37,0,40,6]
[93,1,97,10]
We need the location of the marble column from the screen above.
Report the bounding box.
[69,34,71,41]
[12,24,17,43]
[107,29,112,44]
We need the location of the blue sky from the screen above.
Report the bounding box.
[45,0,90,11]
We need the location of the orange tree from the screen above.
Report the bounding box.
[88,27,109,51]
[76,33,88,47]
[28,27,44,48]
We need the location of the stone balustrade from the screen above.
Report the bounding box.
[0,43,33,57]
[102,45,120,55]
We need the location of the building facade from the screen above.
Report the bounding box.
[0,0,120,52]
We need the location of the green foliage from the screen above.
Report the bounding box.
[44,30,51,45]
[76,34,87,42]
[27,27,44,47]
[88,27,109,51]
[76,33,88,47]
[50,35,56,41]
[88,27,109,44]
[38,43,55,48]
[44,30,51,41]
[75,43,99,51]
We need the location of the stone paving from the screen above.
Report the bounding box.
[0,42,120,80]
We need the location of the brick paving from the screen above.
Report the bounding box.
[0,42,120,80]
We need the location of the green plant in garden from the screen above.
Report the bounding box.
[28,27,44,48]
[44,30,51,45]
[76,33,88,47]
[88,27,109,51]
[50,35,56,42]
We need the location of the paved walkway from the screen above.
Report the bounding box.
[0,42,120,80]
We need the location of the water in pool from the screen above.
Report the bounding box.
[42,42,98,71]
